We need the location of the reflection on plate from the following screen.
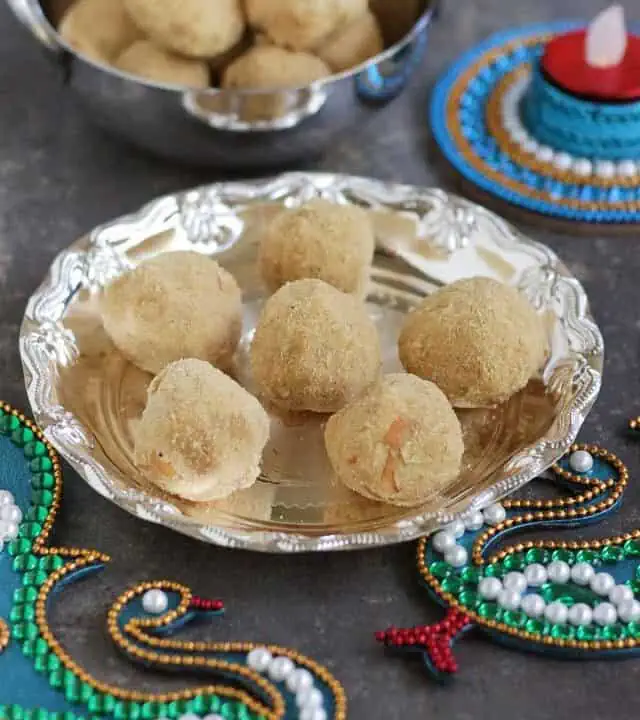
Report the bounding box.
[20,173,603,552]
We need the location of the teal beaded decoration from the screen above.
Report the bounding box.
[0,404,347,719]
[376,443,640,680]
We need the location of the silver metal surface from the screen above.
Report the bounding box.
[20,172,604,553]
[7,0,436,167]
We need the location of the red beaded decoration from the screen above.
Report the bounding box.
[189,595,225,612]
[375,609,472,675]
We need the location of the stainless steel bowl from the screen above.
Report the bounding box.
[8,0,437,167]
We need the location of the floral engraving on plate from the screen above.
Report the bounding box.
[45,406,95,450]
[414,193,479,252]
[26,321,78,367]
[179,189,245,251]
[82,242,131,291]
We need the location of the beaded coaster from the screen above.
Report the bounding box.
[430,22,640,224]
[0,403,346,720]
[376,442,640,680]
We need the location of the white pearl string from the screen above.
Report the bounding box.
[247,647,326,718]
[0,490,21,552]
[500,76,640,179]
[431,451,639,629]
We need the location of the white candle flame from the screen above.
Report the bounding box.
[586,4,628,68]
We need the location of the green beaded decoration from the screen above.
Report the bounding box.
[551,549,575,564]
[0,408,275,720]
[624,540,640,557]
[502,554,526,571]
[600,546,625,563]
[525,548,551,564]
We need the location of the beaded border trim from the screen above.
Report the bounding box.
[0,401,347,720]
[108,581,347,720]
[430,22,640,222]
[487,69,640,189]
[417,444,637,652]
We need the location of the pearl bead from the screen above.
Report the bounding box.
[2,522,18,540]
[547,561,571,584]
[609,584,634,606]
[522,138,539,154]
[482,503,506,526]
[570,562,595,586]
[590,572,615,596]
[568,603,593,626]
[545,601,569,625]
[478,577,502,600]
[524,563,548,587]
[463,511,484,531]
[180,714,200,720]
[433,531,457,553]
[247,647,272,672]
[268,656,295,682]
[286,667,314,693]
[497,588,521,611]
[442,519,465,539]
[503,572,527,593]
[297,686,324,710]
[0,504,21,523]
[444,545,468,568]
[0,490,13,506]
[503,118,518,134]
[511,128,529,145]
[202,715,224,720]
[617,599,640,623]
[617,159,637,177]
[572,158,592,177]
[141,589,169,615]
[593,602,617,626]
[536,146,554,163]
[300,709,327,720]
[568,450,593,474]
[595,160,616,179]
[554,152,573,170]
[521,594,546,618]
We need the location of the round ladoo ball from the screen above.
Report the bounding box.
[115,41,210,88]
[59,0,141,64]
[399,277,547,407]
[259,200,375,296]
[325,374,464,506]
[135,359,270,502]
[250,279,381,413]
[318,10,384,72]
[123,0,245,59]
[246,0,368,51]
[101,251,242,375]
[222,45,330,121]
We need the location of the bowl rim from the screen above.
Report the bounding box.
[39,0,436,94]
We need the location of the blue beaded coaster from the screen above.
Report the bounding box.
[430,21,640,224]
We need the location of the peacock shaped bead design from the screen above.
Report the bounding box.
[376,443,640,680]
[0,403,346,720]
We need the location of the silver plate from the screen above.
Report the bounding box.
[19,173,603,553]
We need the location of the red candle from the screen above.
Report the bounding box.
[541,6,640,101]
[542,30,640,101]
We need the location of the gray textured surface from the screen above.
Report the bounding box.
[2,1,640,718]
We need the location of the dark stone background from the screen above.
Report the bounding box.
[1,1,639,718]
